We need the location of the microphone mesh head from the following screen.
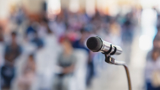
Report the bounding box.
[86,37,102,52]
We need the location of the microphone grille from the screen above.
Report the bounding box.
[86,37,102,52]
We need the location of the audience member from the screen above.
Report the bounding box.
[145,48,160,90]
[53,35,77,90]
[17,54,36,90]
[1,31,22,89]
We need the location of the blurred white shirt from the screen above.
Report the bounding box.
[35,34,61,89]
[0,43,4,67]
[145,58,160,82]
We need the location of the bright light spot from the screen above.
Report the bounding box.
[139,35,152,51]
[86,0,96,16]
[0,0,10,19]
[47,0,61,15]
[140,0,160,9]
[69,0,79,13]
[97,0,109,15]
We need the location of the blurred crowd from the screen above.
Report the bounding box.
[0,3,141,90]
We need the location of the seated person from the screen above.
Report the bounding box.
[53,35,77,90]
[145,48,160,90]
[17,54,36,90]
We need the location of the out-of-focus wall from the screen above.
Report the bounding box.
[22,0,45,14]
[0,0,20,19]
[60,0,140,15]
[0,0,10,19]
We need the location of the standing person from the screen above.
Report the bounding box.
[145,48,160,90]
[0,26,4,43]
[35,18,60,90]
[31,31,44,49]
[0,26,4,90]
[0,26,4,66]
[17,54,36,90]
[53,35,77,90]
[72,29,94,87]
[1,31,22,90]
[72,29,90,53]
[121,13,135,64]
[146,36,160,61]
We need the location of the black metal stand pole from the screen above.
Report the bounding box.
[105,55,132,90]
[123,65,132,90]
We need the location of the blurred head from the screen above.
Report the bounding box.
[11,31,17,44]
[153,36,160,49]
[152,48,160,61]
[28,54,34,62]
[0,26,4,42]
[80,28,90,42]
[157,25,160,37]
[59,35,73,52]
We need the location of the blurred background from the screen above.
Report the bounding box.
[0,0,160,90]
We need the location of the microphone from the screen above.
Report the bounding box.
[86,36,122,55]
[86,36,132,90]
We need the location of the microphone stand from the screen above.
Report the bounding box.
[105,54,132,90]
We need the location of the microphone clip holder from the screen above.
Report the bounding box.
[103,52,132,90]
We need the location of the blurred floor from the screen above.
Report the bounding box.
[87,29,147,90]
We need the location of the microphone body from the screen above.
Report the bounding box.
[86,36,122,55]
[87,36,132,90]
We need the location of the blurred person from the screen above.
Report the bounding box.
[72,29,94,87]
[36,17,48,38]
[31,30,44,49]
[0,26,4,66]
[122,13,135,42]
[33,18,60,89]
[108,19,121,45]
[1,31,22,90]
[43,19,60,68]
[25,21,37,42]
[13,35,36,80]
[146,35,160,61]
[34,18,61,89]
[10,7,26,26]
[72,29,90,53]
[156,26,160,38]
[20,35,37,55]
[49,13,66,38]
[145,48,160,90]
[72,49,88,90]
[0,26,4,43]
[53,35,77,90]
[121,13,135,63]
[25,21,37,35]
[17,54,36,90]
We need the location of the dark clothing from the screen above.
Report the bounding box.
[53,52,77,90]
[58,53,76,68]
[0,35,3,42]
[1,43,22,89]
[122,29,133,43]
[31,37,44,48]
[72,39,94,87]
[5,44,22,64]
[1,65,15,88]
[72,40,89,54]
[122,18,134,43]
[146,82,160,90]
[86,61,94,86]
[26,26,36,35]
[54,73,73,90]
